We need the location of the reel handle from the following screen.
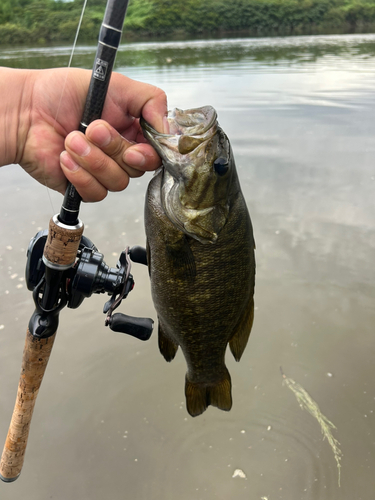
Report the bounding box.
[108,313,153,341]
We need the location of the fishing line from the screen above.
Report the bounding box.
[43,0,89,215]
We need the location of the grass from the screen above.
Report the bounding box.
[281,368,343,486]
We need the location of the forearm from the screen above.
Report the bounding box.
[0,67,33,167]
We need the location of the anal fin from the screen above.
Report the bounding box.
[158,323,178,362]
[185,368,232,417]
[229,297,254,361]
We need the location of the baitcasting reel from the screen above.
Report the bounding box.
[25,230,153,341]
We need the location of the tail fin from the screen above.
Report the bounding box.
[185,368,232,417]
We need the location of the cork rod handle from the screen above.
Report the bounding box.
[0,329,56,482]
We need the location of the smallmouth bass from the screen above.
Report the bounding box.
[141,106,255,417]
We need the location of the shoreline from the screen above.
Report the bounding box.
[0,24,375,48]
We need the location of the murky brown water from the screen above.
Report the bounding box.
[1,34,375,499]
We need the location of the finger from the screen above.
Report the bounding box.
[65,127,142,180]
[64,130,136,191]
[60,150,115,202]
[123,143,162,172]
[86,120,162,173]
[104,74,168,133]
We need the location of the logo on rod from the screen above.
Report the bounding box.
[94,58,108,81]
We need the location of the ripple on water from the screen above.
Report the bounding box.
[141,404,341,500]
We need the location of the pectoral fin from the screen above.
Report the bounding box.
[183,205,228,244]
[229,297,254,361]
[165,235,196,282]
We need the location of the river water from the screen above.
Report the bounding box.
[1,34,374,499]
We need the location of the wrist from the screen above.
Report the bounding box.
[0,67,33,167]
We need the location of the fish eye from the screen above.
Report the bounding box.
[213,157,229,176]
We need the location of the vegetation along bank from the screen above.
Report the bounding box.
[1,0,375,45]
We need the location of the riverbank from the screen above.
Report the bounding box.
[0,0,375,46]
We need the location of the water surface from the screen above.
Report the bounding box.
[1,34,374,499]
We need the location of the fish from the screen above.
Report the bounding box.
[141,106,255,417]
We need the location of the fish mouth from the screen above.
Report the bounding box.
[141,106,217,158]
[141,106,224,245]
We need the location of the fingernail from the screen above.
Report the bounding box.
[90,123,112,147]
[68,133,91,157]
[123,150,146,168]
[60,151,80,172]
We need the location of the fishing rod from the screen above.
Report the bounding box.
[0,0,153,482]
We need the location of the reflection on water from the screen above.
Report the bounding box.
[1,34,375,500]
[2,33,375,70]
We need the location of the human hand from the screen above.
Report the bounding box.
[16,67,167,201]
